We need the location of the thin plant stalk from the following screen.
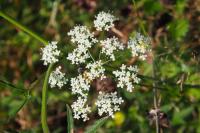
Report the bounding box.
[152,56,160,133]
[41,64,53,133]
[0,11,48,45]
[0,11,51,132]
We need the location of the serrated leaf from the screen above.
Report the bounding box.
[67,104,74,133]
[85,117,108,133]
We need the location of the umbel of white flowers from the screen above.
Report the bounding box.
[41,11,151,121]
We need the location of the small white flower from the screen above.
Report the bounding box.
[94,11,117,31]
[67,26,98,64]
[71,97,91,121]
[100,36,124,61]
[113,64,140,92]
[128,32,151,60]
[70,74,90,97]
[85,60,105,81]
[68,25,97,47]
[48,66,68,88]
[41,41,60,65]
[67,47,90,64]
[95,91,124,118]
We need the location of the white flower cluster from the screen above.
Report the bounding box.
[95,91,124,118]
[48,66,68,88]
[71,97,91,121]
[85,60,105,80]
[94,11,117,31]
[41,41,60,65]
[100,37,124,61]
[67,26,97,64]
[70,74,90,97]
[69,60,106,120]
[68,26,97,47]
[67,48,90,64]
[128,32,151,60]
[113,64,140,92]
[40,11,152,122]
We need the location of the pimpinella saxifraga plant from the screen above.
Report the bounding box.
[41,11,152,122]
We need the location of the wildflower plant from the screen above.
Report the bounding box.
[40,11,152,122]
[1,4,200,133]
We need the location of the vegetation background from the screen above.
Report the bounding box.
[0,0,200,132]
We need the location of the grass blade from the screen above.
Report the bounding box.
[9,94,31,118]
[85,117,108,133]
[0,11,48,45]
[0,79,27,94]
[67,104,74,133]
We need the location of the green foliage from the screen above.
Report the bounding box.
[67,105,74,133]
[167,19,189,41]
[143,0,163,15]
[85,117,108,133]
[175,0,187,14]
[172,106,193,125]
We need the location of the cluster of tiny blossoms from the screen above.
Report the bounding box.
[95,91,124,118]
[71,97,91,121]
[67,26,98,64]
[128,32,151,60]
[94,11,117,31]
[40,11,151,121]
[113,64,141,92]
[100,37,124,61]
[48,66,68,88]
[41,41,60,65]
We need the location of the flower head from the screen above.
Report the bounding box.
[70,74,90,97]
[71,97,91,121]
[67,26,98,64]
[67,47,90,64]
[68,25,97,47]
[94,11,117,31]
[95,91,124,118]
[41,41,60,65]
[128,32,151,60]
[113,64,140,92]
[48,66,67,88]
[100,36,124,61]
[85,60,105,81]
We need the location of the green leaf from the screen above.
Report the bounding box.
[175,0,187,14]
[172,107,193,125]
[167,19,189,41]
[9,95,31,118]
[67,104,74,133]
[85,117,108,133]
[143,0,163,15]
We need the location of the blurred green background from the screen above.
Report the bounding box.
[0,0,200,132]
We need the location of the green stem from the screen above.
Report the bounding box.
[152,56,160,133]
[41,64,53,133]
[0,11,48,45]
[0,11,52,132]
